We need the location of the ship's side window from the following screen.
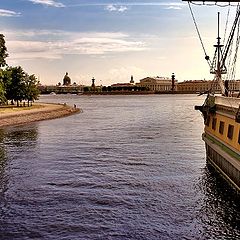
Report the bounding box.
[219,121,225,135]
[212,118,217,130]
[227,124,234,140]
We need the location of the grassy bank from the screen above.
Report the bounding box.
[0,103,80,127]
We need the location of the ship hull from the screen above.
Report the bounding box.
[197,96,240,192]
[203,133,240,191]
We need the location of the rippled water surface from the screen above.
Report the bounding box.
[0,94,239,240]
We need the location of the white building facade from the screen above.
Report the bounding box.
[136,77,177,92]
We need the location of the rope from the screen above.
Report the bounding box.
[190,1,232,7]
[221,17,240,114]
[225,19,240,113]
[226,30,238,84]
[223,6,240,91]
[188,1,212,67]
[230,19,240,80]
[225,35,234,81]
[187,1,240,114]
[223,6,230,44]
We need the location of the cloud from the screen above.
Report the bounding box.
[7,40,62,60]
[28,0,65,8]
[69,2,184,8]
[165,6,182,10]
[105,4,117,12]
[108,66,145,82]
[65,2,185,12]
[4,29,147,61]
[105,4,128,13]
[0,9,21,17]
[118,6,128,12]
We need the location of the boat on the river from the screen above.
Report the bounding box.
[184,0,240,191]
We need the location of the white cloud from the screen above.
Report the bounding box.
[118,6,128,12]
[105,4,129,12]
[70,2,184,8]
[0,9,21,17]
[107,66,145,83]
[29,0,65,8]
[165,6,182,10]
[4,29,128,40]
[68,2,184,12]
[7,40,62,60]
[4,29,147,61]
[105,4,117,12]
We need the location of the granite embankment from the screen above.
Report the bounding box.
[0,103,80,127]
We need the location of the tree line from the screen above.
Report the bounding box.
[0,34,39,107]
[83,85,148,92]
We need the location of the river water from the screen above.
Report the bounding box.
[0,94,239,240]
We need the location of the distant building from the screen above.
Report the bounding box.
[38,84,84,94]
[91,77,95,88]
[177,80,240,93]
[110,75,135,88]
[136,76,177,92]
[63,72,71,86]
[177,80,210,93]
[229,80,240,92]
[111,83,133,88]
[130,75,134,84]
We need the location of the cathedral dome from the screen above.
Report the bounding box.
[63,72,71,86]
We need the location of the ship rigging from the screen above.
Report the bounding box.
[185,0,240,96]
[184,1,240,192]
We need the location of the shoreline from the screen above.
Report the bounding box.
[0,103,80,128]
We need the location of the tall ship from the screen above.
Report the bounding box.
[184,0,240,191]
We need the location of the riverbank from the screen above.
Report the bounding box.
[81,91,197,95]
[0,103,80,127]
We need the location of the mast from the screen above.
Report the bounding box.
[184,0,240,96]
[212,12,226,95]
[211,6,240,95]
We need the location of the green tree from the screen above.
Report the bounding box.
[0,34,8,68]
[0,34,8,104]
[11,66,26,106]
[24,74,40,106]
[1,68,13,103]
[0,36,40,106]
[0,70,6,104]
[83,86,89,92]
[2,66,26,106]
[0,80,6,104]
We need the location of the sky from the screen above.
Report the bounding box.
[0,0,239,86]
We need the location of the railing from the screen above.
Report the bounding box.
[215,96,240,109]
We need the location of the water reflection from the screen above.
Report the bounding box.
[0,126,38,195]
[0,95,239,239]
[4,125,38,148]
[0,135,8,196]
[198,163,240,239]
